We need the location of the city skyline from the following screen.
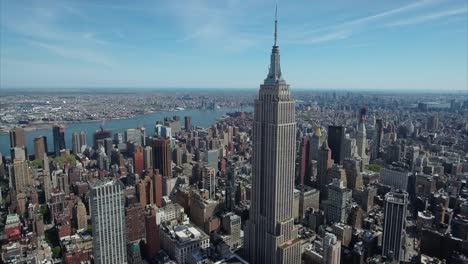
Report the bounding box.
[1,0,467,91]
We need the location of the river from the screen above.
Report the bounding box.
[0,107,252,156]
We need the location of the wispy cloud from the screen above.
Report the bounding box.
[0,2,119,68]
[167,1,269,51]
[385,7,468,27]
[285,0,464,44]
[28,40,116,67]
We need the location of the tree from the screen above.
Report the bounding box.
[52,246,62,258]
[40,205,51,224]
[32,159,43,168]
[365,164,383,173]
[53,154,77,168]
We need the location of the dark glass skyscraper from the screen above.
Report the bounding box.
[327,125,345,164]
[184,116,192,131]
[53,125,66,156]
[382,191,408,262]
[151,138,172,177]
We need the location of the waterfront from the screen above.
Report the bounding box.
[0,107,252,156]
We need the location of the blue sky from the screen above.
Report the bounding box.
[0,0,467,90]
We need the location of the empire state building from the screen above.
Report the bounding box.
[244,7,301,264]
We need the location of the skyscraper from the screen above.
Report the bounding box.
[43,156,52,203]
[326,179,352,224]
[133,145,144,175]
[74,200,87,230]
[9,127,25,148]
[323,233,341,264]
[310,127,322,161]
[372,119,384,160]
[10,159,32,192]
[327,125,345,165]
[153,169,163,207]
[225,161,236,212]
[317,141,333,199]
[356,107,369,166]
[93,127,112,149]
[33,135,48,160]
[201,165,216,199]
[151,138,172,177]
[53,124,66,156]
[382,191,408,262]
[245,7,301,263]
[125,128,143,145]
[380,165,410,191]
[299,136,311,186]
[144,146,153,170]
[72,131,86,154]
[343,158,363,190]
[184,116,192,131]
[90,180,127,264]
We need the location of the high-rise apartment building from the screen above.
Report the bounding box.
[323,233,341,264]
[317,142,333,199]
[201,165,216,199]
[133,145,144,175]
[9,127,25,148]
[73,200,87,230]
[326,179,352,224]
[10,159,32,192]
[310,127,322,161]
[33,135,48,160]
[144,146,153,170]
[72,131,86,154]
[244,8,301,263]
[299,136,311,186]
[90,180,127,264]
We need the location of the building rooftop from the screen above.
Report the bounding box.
[162,222,209,244]
[5,214,20,225]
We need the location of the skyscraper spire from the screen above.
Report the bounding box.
[264,3,285,85]
[274,4,278,46]
[245,3,300,263]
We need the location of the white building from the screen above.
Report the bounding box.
[90,180,127,264]
[326,179,352,224]
[160,222,210,264]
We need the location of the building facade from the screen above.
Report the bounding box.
[327,126,345,165]
[90,180,127,264]
[53,125,66,156]
[382,191,408,262]
[33,135,48,160]
[244,8,301,264]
